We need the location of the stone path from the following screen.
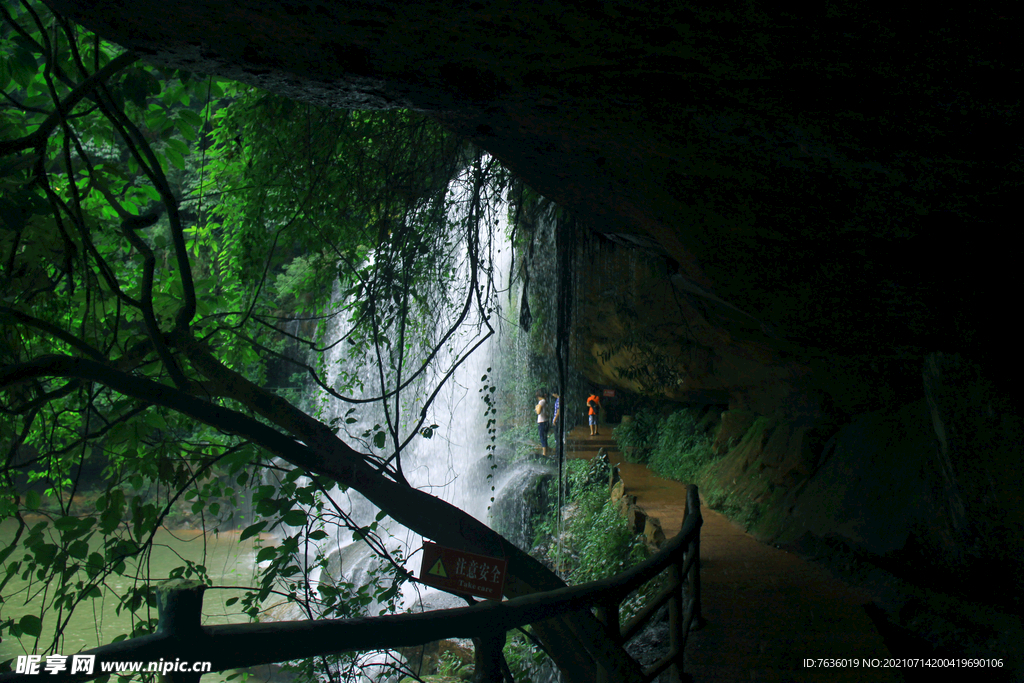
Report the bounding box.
[563,425,901,683]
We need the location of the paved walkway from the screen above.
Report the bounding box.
[564,426,901,683]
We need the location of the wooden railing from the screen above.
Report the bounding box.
[594,482,704,683]
[0,486,703,683]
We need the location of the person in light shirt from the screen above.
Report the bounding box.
[535,389,549,456]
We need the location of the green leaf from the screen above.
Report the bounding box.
[138,184,161,202]
[19,614,41,638]
[68,540,90,559]
[256,498,278,516]
[166,137,190,157]
[24,490,40,509]
[145,108,169,133]
[175,118,197,141]
[164,146,185,170]
[9,48,37,89]
[86,552,104,577]
[179,109,204,128]
[373,431,386,449]
[239,521,267,541]
[281,509,307,527]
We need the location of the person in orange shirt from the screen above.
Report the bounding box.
[586,392,601,436]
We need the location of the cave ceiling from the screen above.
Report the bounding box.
[47,0,1021,392]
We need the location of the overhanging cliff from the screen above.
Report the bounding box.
[48,0,1022,623]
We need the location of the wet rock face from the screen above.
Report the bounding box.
[702,390,1023,604]
[921,354,1024,580]
[771,400,939,558]
[47,0,1019,391]
[51,0,1022,610]
[712,411,758,454]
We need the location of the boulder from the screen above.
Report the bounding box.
[643,516,666,551]
[627,504,648,534]
[769,400,939,558]
[712,410,758,455]
[610,479,625,503]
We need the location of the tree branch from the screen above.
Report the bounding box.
[0,51,138,157]
[0,354,559,591]
[0,305,106,361]
[119,220,191,391]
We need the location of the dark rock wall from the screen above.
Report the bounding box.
[695,388,1022,604]
[47,0,1023,610]
[762,400,939,558]
[921,354,1024,583]
[573,238,1022,605]
[48,1,1022,390]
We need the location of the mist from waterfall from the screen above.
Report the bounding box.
[252,156,577,683]
[274,158,544,612]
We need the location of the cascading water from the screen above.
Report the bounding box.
[264,156,560,681]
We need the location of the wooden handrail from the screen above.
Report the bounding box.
[0,486,703,683]
[597,483,704,683]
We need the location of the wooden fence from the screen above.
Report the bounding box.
[0,486,703,683]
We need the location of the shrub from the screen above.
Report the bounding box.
[613,410,661,464]
[568,488,647,584]
[647,408,716,484]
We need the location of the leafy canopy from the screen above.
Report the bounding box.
[0,0,514,677]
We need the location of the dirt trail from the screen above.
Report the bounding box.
[564,425,901,682]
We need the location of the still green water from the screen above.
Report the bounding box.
[0,519,259,678]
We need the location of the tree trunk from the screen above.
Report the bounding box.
[2,353,645,681]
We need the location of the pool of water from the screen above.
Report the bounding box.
[0,519,259,679]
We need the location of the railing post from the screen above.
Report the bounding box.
[667,555,684,683]
[472,632,504,682]
[687,533,705,632]
[594,600,620,683]
[156,579,207,683]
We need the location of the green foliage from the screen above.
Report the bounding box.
[510,458,647,680]
[567,486,646,585]
[0,0,508,677]
[647,409,716,484]
[534,459,645,584]
[436,649,463,677]
[614,411,662,464]
[703,482,764,530]
[615,408,717,484]
[503,629,550,683]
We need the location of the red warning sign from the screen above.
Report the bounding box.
[417,542,507,600]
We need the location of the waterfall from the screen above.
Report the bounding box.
[273,158,534,614]
[255,159,577,683]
